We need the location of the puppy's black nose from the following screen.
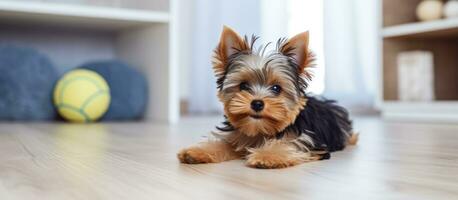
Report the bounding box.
[251,100,264,112]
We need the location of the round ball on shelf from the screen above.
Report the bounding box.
[444,0,458,18]
[416,0,444,21]
[0,44,58,120]
[53,69,111,123]
[81,60,148,121]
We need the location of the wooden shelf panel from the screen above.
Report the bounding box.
[383,19,458,39]
[0,0,169,31]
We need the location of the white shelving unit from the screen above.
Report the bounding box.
[382,18,458,39]
[382,101,458,122]
[0,0,179,123]
[0,1,170,26]
[380,0,458,122]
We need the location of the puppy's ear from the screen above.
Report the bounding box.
[280,31,313,74]
[213,26,249,78]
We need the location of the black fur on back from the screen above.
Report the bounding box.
[280,95,353,152]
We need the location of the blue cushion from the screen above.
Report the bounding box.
[81,60,148,120]
[0,44,58,120]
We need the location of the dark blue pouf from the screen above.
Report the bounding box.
[0,45,58,120]
[81,60,148,120]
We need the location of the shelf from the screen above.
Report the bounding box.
[382,18,458,39]
[0,0,178,122]
[0,0,169,31]
[382,101,458,122]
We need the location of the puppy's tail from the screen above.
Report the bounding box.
[347,132,359,145]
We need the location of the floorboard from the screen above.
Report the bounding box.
[0,116,457,200]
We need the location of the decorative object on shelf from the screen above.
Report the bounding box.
[54,69,111,123]
[0,44,58,121]
[81,60,148,120]
[444,0,458,18]
[397,51,435,101]
[416,0,444,21]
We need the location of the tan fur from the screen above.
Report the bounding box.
[348,132,359,145]
[177,141,240,164]
[213,130,271,153]
[279,31,312,75]
[213,26,250,80]
[224,90,306,137]
[245,139,314,169]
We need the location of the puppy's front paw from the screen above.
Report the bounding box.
[246,152,300,169]
[177,147,215,164]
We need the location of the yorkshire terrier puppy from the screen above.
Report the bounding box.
[178,26,358,169]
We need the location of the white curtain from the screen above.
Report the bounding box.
[323,0,379,112]
[184,0,261,114]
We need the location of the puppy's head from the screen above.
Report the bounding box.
[213,26,314,137]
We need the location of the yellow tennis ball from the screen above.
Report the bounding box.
[54,69,110,123]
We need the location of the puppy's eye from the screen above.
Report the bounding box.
[270,85,282,95]
[239,82,250,91]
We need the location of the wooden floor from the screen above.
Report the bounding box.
[0,116,457,200]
